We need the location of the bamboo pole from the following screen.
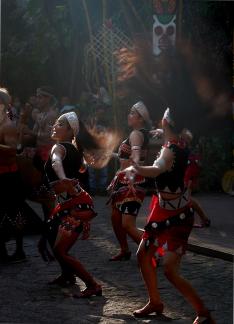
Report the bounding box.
[81,0,99,87]
[102,0,118,130]
[102,0,112,96]
[126,0,147,34]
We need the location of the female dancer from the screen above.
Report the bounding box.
[109,101,150,261]
[127,108,214,323]
[151,127,211,227]
[0,88,27,263]
[42,111,102,297]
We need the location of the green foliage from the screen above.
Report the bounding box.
[1,0,85,99]
[199,130,233,192]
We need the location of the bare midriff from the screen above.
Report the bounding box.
[159,191,183,201]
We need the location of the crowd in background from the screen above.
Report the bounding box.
[0,84,214,322]
[0,84,114,264]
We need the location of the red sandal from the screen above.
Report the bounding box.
[193,314,216,324]
[133,302,164,318]
[73,284,102,298]
[109,251,131,261]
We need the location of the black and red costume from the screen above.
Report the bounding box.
[143,139,194,256]
[184,150,202,191]
[0,149,26,245]
[44,142,96,245]
[109,129,149,216]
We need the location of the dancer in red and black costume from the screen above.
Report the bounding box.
[181,129,210,228]
[0,88,27,263]
[41,111,102,297]
[126,108,215,323]
[109,101,151,261]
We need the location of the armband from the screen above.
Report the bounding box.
[132,146,141,150]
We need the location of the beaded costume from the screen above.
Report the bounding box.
[109,129,149,216]
[143,139,194,256]
[44,142,96,244]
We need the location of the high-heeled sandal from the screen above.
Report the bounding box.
[194,219,211,229]
[193,313,215,324]
[133,302,164,318]
[109,251,131,261]
[74,284,102,298]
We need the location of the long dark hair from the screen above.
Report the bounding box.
[75,119,99,152]
[74,118,120,169]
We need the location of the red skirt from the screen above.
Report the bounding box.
[50,190,96,222]
[109,171,146,216]
[47,190,96,242]
[143,195,194,256]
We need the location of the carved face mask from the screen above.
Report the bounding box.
[153,14,176,56]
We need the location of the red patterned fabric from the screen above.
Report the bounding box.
[112,185,146,209]
[109,171,146,212]
[184,153,201,190]
[49,190,96,240]
[144,195,193,256]
[143,214,193,256]
[148,195,191,222]
[50,190,96,222]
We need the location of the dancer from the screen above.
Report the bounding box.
[42,111,102,296]
[109,101,150,261]
[127,108,214,323]
[181,129,210,227]
[0,88,27,263]
[151,127,211,228]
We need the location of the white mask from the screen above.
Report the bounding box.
[153,14,176,56]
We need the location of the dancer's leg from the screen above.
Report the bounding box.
[53,226,97,287]
[111,208,129,253]
[163,251,209,316]
[133,239,163,316]
[122,214,143,244]
[137,240,162,304]
[191,198,210,225]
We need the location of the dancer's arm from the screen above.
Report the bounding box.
[129,130,144,164]
[51,144,78,195]
[128,147,174,178]
[51,144,67,179]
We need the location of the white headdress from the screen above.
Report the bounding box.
[163,107,174,126]
[36,87,54,98]
[0,88,11,105]
[132,101,151,124]
[62,112,79,137]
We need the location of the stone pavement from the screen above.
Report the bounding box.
[0,195,233,324]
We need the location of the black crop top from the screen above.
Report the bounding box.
[118,129,149,162]
[44,142,83,182]
[156,140,189,193]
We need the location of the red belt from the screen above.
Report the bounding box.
[0,163,18,174]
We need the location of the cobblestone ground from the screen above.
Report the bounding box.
[0,197,233,324]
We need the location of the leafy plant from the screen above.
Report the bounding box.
[198,130,232,191]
